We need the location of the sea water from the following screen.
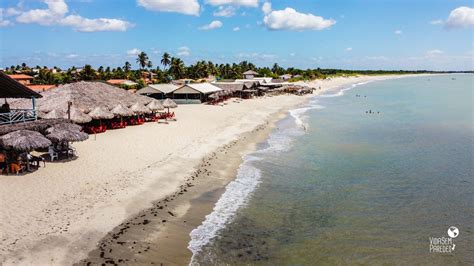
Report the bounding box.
[189,74,474,265]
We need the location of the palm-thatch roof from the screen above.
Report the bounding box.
[0,118,69,136]
[10,81,153,114]
[130,102,152,114]
[1,130,52,151]
[41,109,66,120]
[147,100,164,111]
[111,104,134,116]
[46,129,89,143]
[162,98,177,108]
[45,123,83,134]
[88,106,114,120]
[67,106,92,124]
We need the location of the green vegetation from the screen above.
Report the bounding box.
[3,51,470,90]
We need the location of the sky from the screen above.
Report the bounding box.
[0,0,473,71]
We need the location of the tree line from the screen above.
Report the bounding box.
[3,51,461,89]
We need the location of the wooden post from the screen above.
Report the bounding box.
[67,101,72,120]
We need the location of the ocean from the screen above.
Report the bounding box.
[188,74,474,265]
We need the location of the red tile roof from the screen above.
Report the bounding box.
[27,84,56,92]
[7,74,34,80]
[107,79,128,85]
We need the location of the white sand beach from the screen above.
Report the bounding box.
[0,75,419,265]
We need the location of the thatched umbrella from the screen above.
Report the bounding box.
[111,104,133,117]
[147,100,164,111]
[46,129,89,143]
[130,102,152,114]
[162,98,177,113]
[88,106,114,120]
[1,130,52,171]
[66,106,92,124]
[41,109,66,120]
[45,123,83,134]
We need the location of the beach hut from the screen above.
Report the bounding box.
[0,72,42,125]
[10,81,153,116]
[0,130,52,171]
[243,70,258,79]
[172,83,222,104]
[136,84,179,100]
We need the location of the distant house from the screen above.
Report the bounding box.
[279,74,292,80]
[136,84,180,99]
[107,79,138,87]
[7,74,34,85]
[173,83,222,104]
[27,84,57,92]
[243,70,258,79]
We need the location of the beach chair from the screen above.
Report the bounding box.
[48,146,59,162]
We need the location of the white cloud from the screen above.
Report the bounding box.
[345,47,353,52]
[429,20,443,25]
[199,20,223,30]
[13,0,132,31]
[60,15,132,32]
[426,49,443,57]
[66,54,79,59]
[445,6,474,29]
[235,52,276,61]
[177,46,191,57]
[214,6,236,17]
[233,26,240,31]
[263,7,336,31]
[137,0,200,15]
[0,8,13,27]
[127,48,142,56]
[262,1,272,15]
[205,0,258,7]
[394,30,402,35]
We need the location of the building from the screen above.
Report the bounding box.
[136,84,179,99]
[27,84,57,92]
[7,74,34,85]
[173,83,222,104]
[106,79,139,87]
[0,72,42,125]
[279,74,292,80]
[243,70,258,79]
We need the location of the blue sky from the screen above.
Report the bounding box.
[0,0,473,70]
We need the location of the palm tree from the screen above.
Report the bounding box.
[136,52,149,70]
[124,61,131,73]
[169,57,185,79]
[161,52,171,71]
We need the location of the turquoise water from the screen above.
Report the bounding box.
[189,74,474,265]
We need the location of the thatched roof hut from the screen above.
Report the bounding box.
[162,98,177,109]
[0,119,69,136]
[68,106,92,124]
[130,103,152,114]
[147,100,164,111]
[10,81,153,114]
[1,130,52,151]
[111,104,134,116]
[41,109,66,120]
[46,129,89,143]
[45,123,83,134]
[88,106,114,120]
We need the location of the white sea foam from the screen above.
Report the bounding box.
[188,124,297,264]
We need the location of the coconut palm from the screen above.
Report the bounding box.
[136,52,149,70]
[161,52,171,71]
[169,57,185,79]
[124,61,131,73]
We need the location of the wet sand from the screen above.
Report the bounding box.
[77,115,283,265]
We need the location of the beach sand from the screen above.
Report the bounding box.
[0,75,419,265]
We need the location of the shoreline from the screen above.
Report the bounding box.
[0,74,431,265]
